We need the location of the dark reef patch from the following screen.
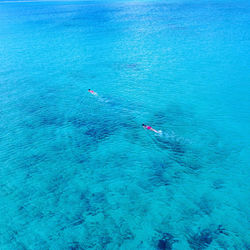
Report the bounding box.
[197,196,214,216]
[67,113,122,158]
[149,162,171,187]
[99,235,112,247]
[85,127,112,141]
[212,179,224,190]
[152,104,194,128]
[91,192,106,204]
[68,241,85,250]
[215,225,229,236]
[72,219,85,227]
[68,117,87,128]
[157,233,177,250]
[39,113,64,127]
[22,153,48,169]
[188,229,214,250]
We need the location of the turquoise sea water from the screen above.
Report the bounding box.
[0,1,250,249]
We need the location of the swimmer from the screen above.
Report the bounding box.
[142,124,161,133]
[88,89,98,95]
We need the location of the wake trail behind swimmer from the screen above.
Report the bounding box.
[142,123,190,153]
[88,89,141,118]
[88,89,112,104]
[88,89,119,106]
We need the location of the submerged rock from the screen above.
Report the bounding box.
[157,233,176,250]
[188,229,213,250]
[68,241,84,250]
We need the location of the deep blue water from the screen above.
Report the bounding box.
[0,0,249,249]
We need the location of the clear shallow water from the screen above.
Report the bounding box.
[0,1,249,249]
